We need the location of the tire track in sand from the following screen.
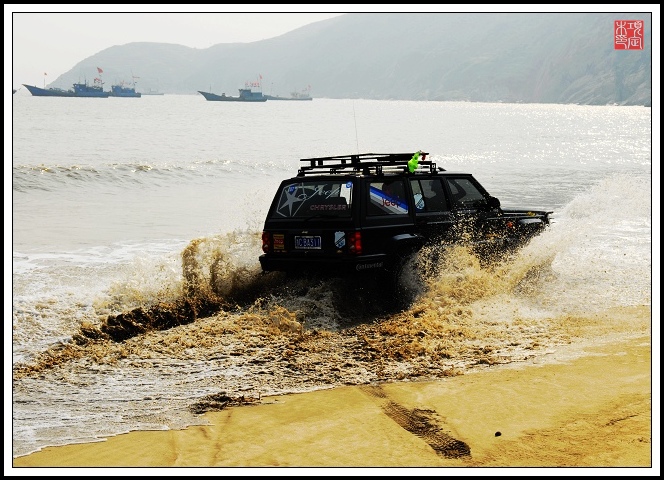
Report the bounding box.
[361,385,471,459]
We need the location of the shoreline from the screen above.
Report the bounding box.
[12,333,654,470]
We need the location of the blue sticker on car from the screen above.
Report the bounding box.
[334,231,346,249]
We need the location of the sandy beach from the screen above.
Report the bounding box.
[12,331,654,471]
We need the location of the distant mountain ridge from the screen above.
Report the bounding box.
[48,12,652,106]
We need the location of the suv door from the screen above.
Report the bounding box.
[361,177,417,261]
[409,177,455,245]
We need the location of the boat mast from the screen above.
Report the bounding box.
[96,67,104,90]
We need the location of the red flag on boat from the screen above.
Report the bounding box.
[97,67,103,74]
[259,74,262,79]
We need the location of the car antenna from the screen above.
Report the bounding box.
[353,99,359,154]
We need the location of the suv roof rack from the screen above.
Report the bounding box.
[297,152,440,176]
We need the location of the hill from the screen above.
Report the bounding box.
[48,12,652,106]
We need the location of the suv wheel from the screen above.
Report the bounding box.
[387,252,422,310]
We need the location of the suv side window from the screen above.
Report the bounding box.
[445,177,486,209]
[367,179,409,215]
[410,178,449,212]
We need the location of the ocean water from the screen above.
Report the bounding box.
[9,93,654,459]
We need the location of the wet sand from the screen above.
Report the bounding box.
[12,333,653,470]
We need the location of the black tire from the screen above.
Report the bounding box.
[386,252,421,311]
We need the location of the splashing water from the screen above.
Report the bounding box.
[11,99,652,459]
[12,160,654,459]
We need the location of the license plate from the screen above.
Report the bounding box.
[294,236,321,249]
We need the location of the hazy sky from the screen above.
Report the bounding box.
[7,7,347,88]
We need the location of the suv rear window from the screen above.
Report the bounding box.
[270,180,353,218]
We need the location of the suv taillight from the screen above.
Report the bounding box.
[261,231,271,253]
[348,231,362,255]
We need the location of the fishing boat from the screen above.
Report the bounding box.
[72,80,110,98]
[264,86,313,101]
[110,73,142,98]
[109,83,141,98]
[22,84,76,97]
[198,78,267,102]
[198,87,267,102]
[23,80,109,98]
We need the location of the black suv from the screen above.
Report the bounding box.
[259,152,551,304]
